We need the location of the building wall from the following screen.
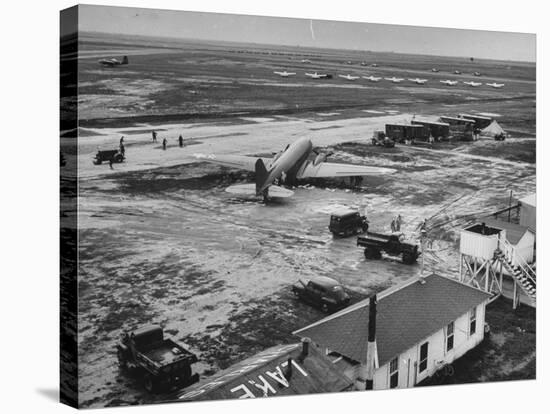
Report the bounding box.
[460,230,500,260]
[514,231,535,265]
[372,302,487,390]
[520,204,536,232]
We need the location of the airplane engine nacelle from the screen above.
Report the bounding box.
[313,153,326,166]
[313,151,333,166]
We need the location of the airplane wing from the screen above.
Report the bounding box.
[194,154,273,171]
[298,161,395,178]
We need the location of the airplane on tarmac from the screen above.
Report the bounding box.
[385,77,404,83]
[440,80,458,86]
[98,56,129,67]
[194,136,395,201]
[486,82,505,88]
[274,71,296,77]
[463,81,482,87]
[473,72,482,76]
[408,78,428,85]
[454,70,462,74]
[363,75,382,82]
[305,72,328,79]
[431,68,439,72]
[338,74,360,81]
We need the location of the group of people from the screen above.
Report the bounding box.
[152,130,185,150]
[390,214,403,232]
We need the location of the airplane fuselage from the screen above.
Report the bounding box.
[259,137,313,193]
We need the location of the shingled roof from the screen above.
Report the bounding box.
[174,342,352,401]
[294,274,491,367]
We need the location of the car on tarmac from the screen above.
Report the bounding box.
[292,276,351,313]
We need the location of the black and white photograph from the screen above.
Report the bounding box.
[56,2,539,410]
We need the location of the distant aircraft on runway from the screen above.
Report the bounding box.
[408,78,428,85]
[463,81,482,87]
[454,70,462,74]
[98,56,128,67]
[486,82,505,88]
[431,68,439,72]
[440,80,458,86]
[305,72,329,79]
[473,72,482,76]
[301,59,312,63]
[363,75,382,82]
[194,136,395,201]
[274,71,296,77]
[385,77,404,83]
[338,74,360,81]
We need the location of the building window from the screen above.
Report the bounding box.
[446,321,454,352]
[419,342,428,373]
[389,357,399,388]
[470,307,477,336]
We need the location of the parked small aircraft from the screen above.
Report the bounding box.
[363,75,382,82]
[301,59,312,63]
[385,77,404,83]
[431,68,439,72]
[194,136,395,201]
[440,80,458,86]
[463,81,482,87]
[454,70,462,75]
[338,74,360,81]
[305,72,328,79]
[98,56,128,67]
[408,78,428,84]
[274,71,296,77]
[473,72,482,76]
[486,82,505,88]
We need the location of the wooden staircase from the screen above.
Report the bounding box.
[494,238,536,306]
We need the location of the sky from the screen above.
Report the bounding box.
[75,4,536,62]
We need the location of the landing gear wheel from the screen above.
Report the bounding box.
[321,303,329,313]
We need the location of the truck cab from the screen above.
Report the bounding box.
[372,130,396,147]
[329,209,369,237]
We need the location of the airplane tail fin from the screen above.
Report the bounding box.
[122,56,129,65]
[255,159,269,195]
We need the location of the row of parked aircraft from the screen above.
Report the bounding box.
[274,71,504,87]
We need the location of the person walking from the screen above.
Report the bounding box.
[396,214,402,231]
[390,217,396,233]
[119,142,125,157]
[120,136,124,145]
[152,130,157,142]
[178,135,184,148]
[162,138,167,150]
[109,158,114,170]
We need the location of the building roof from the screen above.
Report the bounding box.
[294,274,491,367]
[519,194,536,208]
[174,342,352,401]
[482,218,532,245]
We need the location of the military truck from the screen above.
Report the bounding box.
[329,209,369,237]
[116,325,199,393]
[357,231,420,264]
[93,149,125,165]
[371,130,396,147]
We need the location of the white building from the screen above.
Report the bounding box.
[482,218,535,265]
[294,274,491,389]
[519,194,536,232]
